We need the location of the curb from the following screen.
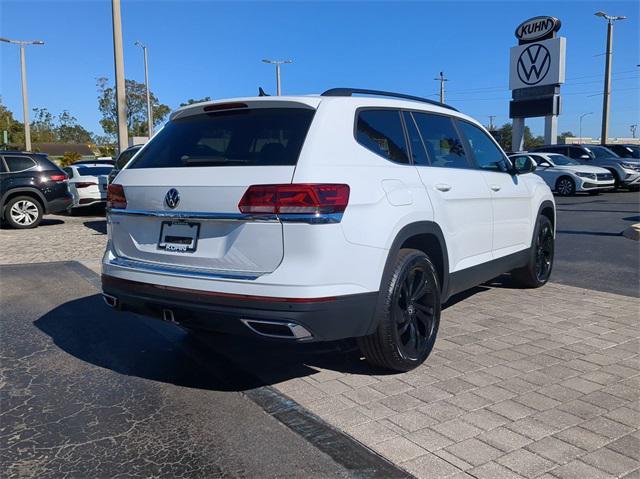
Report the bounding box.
[622,223,640,241]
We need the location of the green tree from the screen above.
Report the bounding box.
[0,97,25,147]
[494,123,545,152]
[30,107,57,143]
[179,97,212,107]
[59,151,82,167]
[559,131,575,143]
[56,111,93,143]
[97,77,170,138]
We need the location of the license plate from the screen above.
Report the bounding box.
[158,221,200,252]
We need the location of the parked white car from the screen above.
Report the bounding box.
[510,152,615,196]
[63,164,113,212]
[102,89,555,371]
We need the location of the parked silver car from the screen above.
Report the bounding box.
[510,152,615,196]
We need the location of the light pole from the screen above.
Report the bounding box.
[262,59,292,96]
[134,41,153,137]
[0,37,44,151]
[595,11,626,145]
[579,112,593,144]
[111,0,128,153]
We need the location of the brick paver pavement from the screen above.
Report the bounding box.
[263,284,639,479]
[2,215,638,478]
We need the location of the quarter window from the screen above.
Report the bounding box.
[458,121,509,172]
[4,156,37,172]
[412,113,469,169]
[356,110,409,164]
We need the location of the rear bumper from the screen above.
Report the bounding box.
[46,194,73,214]
[101,274,379,342]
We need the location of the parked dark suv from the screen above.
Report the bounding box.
[531,144,640,190]
[0,151,72,228]
[605,144,640,159]
[107,145,143,184]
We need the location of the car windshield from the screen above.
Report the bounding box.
[584,146,619,159]
[618,146,640,159]
[547,154,580,166]
[76,166,113,176]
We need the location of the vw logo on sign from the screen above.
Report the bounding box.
[517,44,551,85]
[164,188,180,209]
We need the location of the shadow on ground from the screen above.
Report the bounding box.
[34,277,511,392]
[83,220,107,234]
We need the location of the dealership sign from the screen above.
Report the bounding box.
[515,16,561,42]
[509,37,566,90]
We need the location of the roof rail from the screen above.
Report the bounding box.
[321,88,458,112]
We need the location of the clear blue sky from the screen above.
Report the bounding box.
[1,0,638,139]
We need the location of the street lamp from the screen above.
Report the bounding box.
[594,11,626,145]
[134,41,153,137]
[579,112,593,144]
[0,37,45,151]
[262,59,292,96]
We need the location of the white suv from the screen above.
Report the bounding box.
[102,89,555,372]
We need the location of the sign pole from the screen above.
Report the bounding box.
[544,115,558,144]
[512,118,525,152]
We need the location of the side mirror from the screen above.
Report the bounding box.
[514,157,536,174]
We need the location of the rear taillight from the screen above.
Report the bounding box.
[238,184,350,215]
[76,182,98,188]
[47,174,68,182]
[107,184,127,209]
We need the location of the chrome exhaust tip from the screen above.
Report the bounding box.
[102,293,119,308]
[241,319,312,340]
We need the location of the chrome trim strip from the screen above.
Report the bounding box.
[108,256,263,280]
[108,208,343,224]
[109,209,278,222]
[240,319,313,340]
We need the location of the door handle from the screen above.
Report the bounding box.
[490,185,501,192]
[435,184,452,192]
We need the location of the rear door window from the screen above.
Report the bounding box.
[129,107,315,168]
[356,109,410,164]
[412,113,470,169]
[457,120,509,172]
[4,156,37,172]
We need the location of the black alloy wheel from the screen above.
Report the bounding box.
[393,262,438,361]
[535,219,554,283]
[358,249,441,372]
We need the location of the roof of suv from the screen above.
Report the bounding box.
[170,94,481,127]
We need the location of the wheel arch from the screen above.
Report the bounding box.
[538,200,556,236]
[1,188,48,217]
[380,222,451,303]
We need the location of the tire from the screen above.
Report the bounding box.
[608,169,622,190]
[358,248,441,372]
[511,215,554,288]
[3,196,43,229]
[555,176,576,196]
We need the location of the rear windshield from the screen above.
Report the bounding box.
[76,166,113,176]
[129,107,315,168]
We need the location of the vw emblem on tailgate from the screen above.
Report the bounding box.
[164,188,180,209]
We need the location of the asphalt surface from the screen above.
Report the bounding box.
[0,261,406,478]
[551,190,640,298]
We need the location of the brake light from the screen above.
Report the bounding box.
[107,184,127,209]
[238,184,350,215]
[47,174,68,182]
[75,182,98,188]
